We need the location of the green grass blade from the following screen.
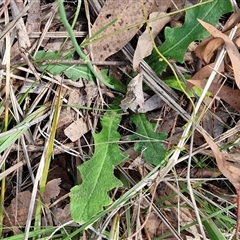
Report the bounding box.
[0,104,50,153]
[33,86,62,236]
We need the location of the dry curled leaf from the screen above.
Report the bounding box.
[186,62,240,110]
[120,73,163,113]
[120,73,144,112]
[145,212,162,238]
[64,118,89,142]
[196,24,240,63]
[43,178,61,206]
[196,37,224,63]
[133,12,171,70]
[133,0,185,70]
[202,132,240,186]
[188,62,224,81]
[223,9,240,32]
[56,107,75,141]
[4,191,35,228]
[198,19,240,90]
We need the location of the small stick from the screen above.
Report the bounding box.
[0,0,10,18]
[42,59,128,66]
[20,51,41,82]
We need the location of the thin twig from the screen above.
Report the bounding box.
[42,59,128,66]
[0,0,35,40]
[0,0,10,18]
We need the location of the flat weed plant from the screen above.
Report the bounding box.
[0,0,237,239]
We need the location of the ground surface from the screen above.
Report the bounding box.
[1,0,240,239]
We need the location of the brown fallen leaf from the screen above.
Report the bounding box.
[197,37,224,63]
[64,118,89,142]
[52,204,78,226]
[202,131,240,238]
[201,149,240,166]
[56,87,84,141]
[56,108,75,141]
[145,212,162,238]
[187,62,224,82]
[195,24,240,63]
[223,10,240,32]
[120,73,163,113]
[88,0,155,61]
[198,19,240,90]
[133,12,172,71]
[120,73,144,112]
[187,79,240,110]
[4,179,62,232]
[4,190,36,233]
[90,0,185,63]
[43,178,61,206]
[176,166,221,178]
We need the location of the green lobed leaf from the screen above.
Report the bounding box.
[35,51,127,88]
[70,100,128,223]
[146,0,233,74]
[132,113,167,166]
[35,51,94,81]
[100,69,126,93]
[64,64,94,81]
[35,51,69,75]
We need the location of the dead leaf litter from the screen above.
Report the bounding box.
[1,0,240,239]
